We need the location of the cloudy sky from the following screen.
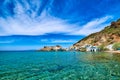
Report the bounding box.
[0,0,120,50]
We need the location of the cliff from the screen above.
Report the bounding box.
[73,18,120,49]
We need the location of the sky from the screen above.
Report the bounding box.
[0,0,120,50]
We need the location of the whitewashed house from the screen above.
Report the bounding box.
[85,45,98,52]
[106,44,113,51]
[53,45,62,51]
[90,46,98,52]
[85,45,92,51]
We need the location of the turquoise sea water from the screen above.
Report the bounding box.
[0,51,120,80]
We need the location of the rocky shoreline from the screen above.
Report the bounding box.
[39,45,68,51]
[39,45,120,53]
[72,18,120,52]
[105,50,120,54]
[39,19,120,52]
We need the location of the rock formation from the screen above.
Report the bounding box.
[40,45,66,51]
[73,18,120,51]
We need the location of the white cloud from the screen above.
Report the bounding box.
[51,39,76,43]
[0,5,76,36]
[0,0,113,36]
[0,14,113,36]
[70,16,113,35]
[40,39,76,43]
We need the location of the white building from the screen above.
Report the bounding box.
[53,45,62,51]
[106,44,113,51]
[86,45,98,52]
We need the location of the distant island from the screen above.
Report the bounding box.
[40,18,120,53]
[40,45,68,51]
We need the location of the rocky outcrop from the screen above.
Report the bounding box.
[73,18,120,51]
[40,45,67,51]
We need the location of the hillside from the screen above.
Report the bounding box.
[73,18,120,49]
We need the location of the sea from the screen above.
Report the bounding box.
[0,51,120,80]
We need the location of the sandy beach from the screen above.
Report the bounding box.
[105,50,120,53]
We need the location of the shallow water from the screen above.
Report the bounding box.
[0,51,120,80]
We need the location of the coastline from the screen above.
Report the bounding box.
[105,50,120,54]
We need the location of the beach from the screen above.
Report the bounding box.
[105,50,120,54]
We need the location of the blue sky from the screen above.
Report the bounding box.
[0,0,120,50]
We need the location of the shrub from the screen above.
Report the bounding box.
[113,43,120,50]
[98,45,104,51]
[98,44,108,51]
[80,48,86,52]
